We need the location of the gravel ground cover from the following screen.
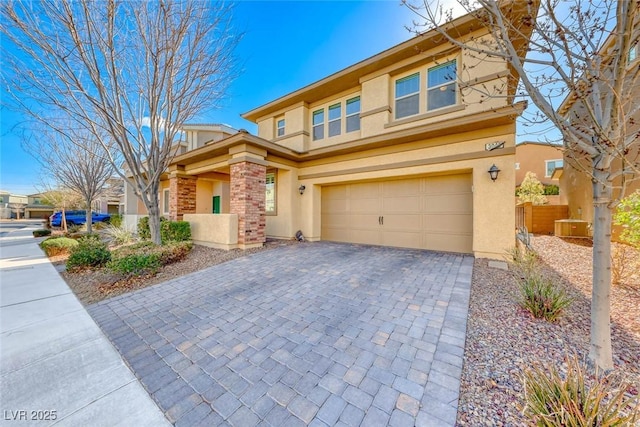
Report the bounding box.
[456,235,640,426]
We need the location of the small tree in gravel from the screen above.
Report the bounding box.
[614,190,640,250]
[517,172,548,206]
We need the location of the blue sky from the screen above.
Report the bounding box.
[0,0,546,196]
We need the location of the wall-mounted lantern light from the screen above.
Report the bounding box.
[298,185,306,195]
[488,164,500,182]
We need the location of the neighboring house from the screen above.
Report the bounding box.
[557,33,639,238]
[94,177,125,215]
[24,193,55,219]
[121,5,534,259]
[515,141,563,186]
[122,124,237,230]
[0,191,28,219]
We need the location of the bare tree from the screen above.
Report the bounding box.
[403,0,639,369]
[40,186,84,232]
[8,202,26,220]
[1,0,240,244]
[24,122,115,234]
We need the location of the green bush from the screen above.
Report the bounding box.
[543,184,560,196]
[107,241,192,276]
[519,273,572,321]
[107,252,161,276]
[109,213,123,228]
[137,216,190,243]
[523,355,639,426]
[506,246,539,278]
[66,236,111,270]
[33,229,52,237]
[614,190,640,249]
[40,237,79,256]
[160,220,191,242]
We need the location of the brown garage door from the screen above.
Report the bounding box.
[321,174,473,253]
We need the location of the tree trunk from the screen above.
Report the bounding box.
[85,206,93,234]
[590,172,613,370]
[148,204,162,245]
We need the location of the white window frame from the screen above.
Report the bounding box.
[162,189,170,215]
[629,43,638,63]
[276,118,285,137]
[265,172,276,215]
[312,109,324,141]
[328,103,341,137]
[545,159,563,177]
[427,60,457,111]
[346,96,360,132]
[394,72,420,119]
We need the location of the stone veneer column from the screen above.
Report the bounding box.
[230,161,266,248]
[168,174,197,220]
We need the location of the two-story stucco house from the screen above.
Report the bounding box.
[137,6,533,260]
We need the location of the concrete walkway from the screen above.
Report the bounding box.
[0,221,168,426]
[89,242,473,426]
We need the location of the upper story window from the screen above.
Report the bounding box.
[313,109,324,140]
[395,73,420,119]
[276,118,285,137]
[328,104,341,137]
[427,60,457,110]
[346,96,360,132]
[546,159,563,177]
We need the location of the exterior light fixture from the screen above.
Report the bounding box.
[488,164,500,182]
[298,185,306,195]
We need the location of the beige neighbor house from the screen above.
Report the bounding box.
[24,193,55,219]
[557,35,640,240]
[126,5,534,259]
[515,141,563,187]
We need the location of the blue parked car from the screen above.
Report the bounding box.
[49,210,111,227]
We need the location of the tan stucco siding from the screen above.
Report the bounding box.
[195,180,214,214]
[515,143,563,186]
[265,168,300,239]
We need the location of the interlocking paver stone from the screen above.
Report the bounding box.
[88,242,472,426]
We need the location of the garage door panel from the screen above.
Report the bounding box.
[423,213,473,233]
[322,173,472,253]
[349,182,380,199]
[382,231,421,249]
[424,232,473,253]
[382,179,420,196]
[424,174,472,194]
[381,214,421,231]
[382,196,421,213]
[422,194,473,214]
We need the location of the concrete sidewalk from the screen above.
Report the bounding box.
[0,224,168,426]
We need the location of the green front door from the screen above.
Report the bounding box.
[212,196,220,214]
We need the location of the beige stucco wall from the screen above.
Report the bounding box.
[515,143,563,186]
[265,167,300,239]
[195,180,213,214]
[183,213,238,249]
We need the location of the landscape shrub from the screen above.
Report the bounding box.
[614,190,640,249]
[103,224,136,246]
[519,273,572,321]
[506,245,539,278]
[543,184,560,196]
[33,229,51,237]
[523,355,639,426]
[611,244,639,288]
[40,237,78,256]
[137,216,167,240]
[107,241,192,276]
[160,220,191,242]
[109,213,123,228]
[517,172,548,205]
[66,236,111,270]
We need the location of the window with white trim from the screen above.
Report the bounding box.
[162,189,170,215]
[395,73,420,119]
[545,159,563,177]
[276,118,285,137]
[312,109,324,141]
[629,43,638,62]
[427,60,457,111]
[328,103,341,137]
[346,96,360,132]
[265,172,276,214]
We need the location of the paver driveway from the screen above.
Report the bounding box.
[89,242,473,426]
